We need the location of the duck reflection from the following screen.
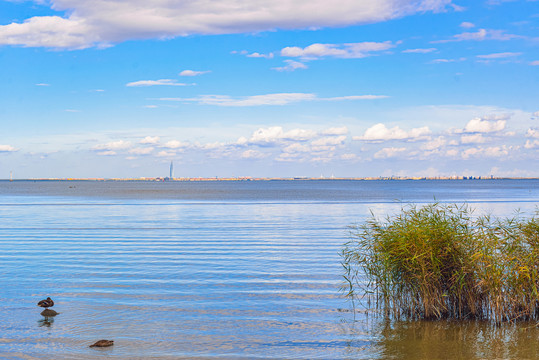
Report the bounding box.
[38,316,55,327]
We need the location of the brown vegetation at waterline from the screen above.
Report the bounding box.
[341,203,539,323]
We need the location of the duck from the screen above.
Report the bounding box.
[89,340,114,348]
[37,297,54,309]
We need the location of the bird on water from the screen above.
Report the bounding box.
[89,340,114,348]
[37,297,54,309]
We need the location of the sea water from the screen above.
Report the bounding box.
[0,179,538,359]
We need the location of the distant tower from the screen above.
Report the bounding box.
[169,161,174,179]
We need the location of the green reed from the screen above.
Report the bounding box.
[341,203,539,323]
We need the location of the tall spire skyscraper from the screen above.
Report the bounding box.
[170,161,174,179]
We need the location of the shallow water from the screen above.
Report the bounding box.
[0,179,538,359]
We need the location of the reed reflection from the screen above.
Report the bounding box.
[374,320,539,360]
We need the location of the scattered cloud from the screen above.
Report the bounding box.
[272,60,308,72]
[476,52,522,59]
[247,52,274,59]
[129,147,154,155]
[461,146,511,159]
[460,22,475,28]
[140,136,160,145]
[531,61,539,66]
[157,93,388,106]
[402,48,437,53]
[525,139,539,149]
[163,140,189,149]
[434,29,523,43]
[429,57,466,63]
[374,147,407,159]
[281,41,395,59]
[92,140,131,151]
[126,79,190,87]
[0,1,456,49]
[526,128,539,138]
[179,70,210,76]
[354,123,431,142]
[321,126,348,136]
[0,145,17,152]
[461,134,487,144]
[35,83,50,86]
[248,126,317,145]
[241,150,268,159]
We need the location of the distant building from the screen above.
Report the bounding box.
[170,161,174,179]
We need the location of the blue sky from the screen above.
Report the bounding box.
[0,0,538,179]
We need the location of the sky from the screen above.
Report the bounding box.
[0,0,538,179]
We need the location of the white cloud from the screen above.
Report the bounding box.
[156,150,175,157]
[163,140,189,149]
[246,52,274,59]
[354,123,431,141]
[525,139,539,149]
[179,70,210,76]
[402,48,437,53]
[126,79,189,87]
[97,150,117,156]
[311,135,346,147]
[35,83,50,86]
[140,136,160,144]
[158,92,387,106]
[421,136,446,150]
[272,60,308,72]
[0,1,456,49]
[531,61,539,66]
[241,150,267,159]
[249,127,316,145]
[461,134,487,144]
[281,41,394,59]
[526,128,539,138]
[534,111,539,118]
[0,144,17,152]
[476,52,521,59]
[128,147,154,155]
[460,22,475,28]
[464,116,506,133]
[374,147,407,159]
[461,146,511,159]
[92,140,131,151]
[434,29,523,43]
[321,126,348,136]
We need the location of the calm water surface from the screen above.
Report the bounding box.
[1,180,538,359]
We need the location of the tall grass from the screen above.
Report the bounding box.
[341,203,539,323]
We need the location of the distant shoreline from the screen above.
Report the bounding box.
[2,176,539,182]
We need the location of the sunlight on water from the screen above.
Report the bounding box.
[0,180,538,358]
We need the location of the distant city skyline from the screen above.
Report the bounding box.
[0,0,538,179]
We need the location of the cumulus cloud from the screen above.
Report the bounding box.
[140,136,160,144]
[311,135,347,147]
[92,140,131,151]
[0,1,456,49]
[526,128,539,138]
[0,144,17,152]
[281,41,394,59]
[272,60,308,72]
[374,147,407,159]
[354,123,431,141]
[421,136,446,150]
[525,139,539,149]
[126,79,189,87]
[464,115,507,133]
[241,150,267,159]
[179,70,210,76]
[163,140,189,149]
[158,92,387,106]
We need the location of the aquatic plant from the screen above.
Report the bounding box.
[341,203,539,323]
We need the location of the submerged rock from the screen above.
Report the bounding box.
[40,309,58,317]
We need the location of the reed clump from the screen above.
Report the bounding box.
[341,203,539,323]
